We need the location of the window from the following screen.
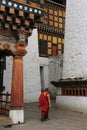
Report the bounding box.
[52,44,57,56]
[39,39,47,56]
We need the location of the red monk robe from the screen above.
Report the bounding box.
[39,88,51,122]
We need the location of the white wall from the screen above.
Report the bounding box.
[49,55,63,97]
[24,29,41,102]
[62,0,87,79]
[56,96,87,114]
[3,56,12,93]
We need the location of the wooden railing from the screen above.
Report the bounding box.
[0,92,11,116]
[62,88,87,96]
[51,80,87,96]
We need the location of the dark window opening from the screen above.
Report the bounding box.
[73,89,75,95]
[80,89,82,95]
[83,89,85,96]
[76,89,78,95]
[52,44,57,56]
[52,0,66,5]
[70,89,72,95]
[39,39,47,56]
[66,89,68,95]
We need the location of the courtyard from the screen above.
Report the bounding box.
[0,100,87,130]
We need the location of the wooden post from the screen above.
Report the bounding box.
[10,41,26,124]
[10,56,24,108]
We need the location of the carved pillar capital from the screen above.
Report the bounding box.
[14,42,27,57]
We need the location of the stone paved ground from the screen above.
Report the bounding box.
[1,99,87,130]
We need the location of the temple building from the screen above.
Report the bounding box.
[1,0,87,125]
[0,0,66,124]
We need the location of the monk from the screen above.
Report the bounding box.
[39,88,51,122]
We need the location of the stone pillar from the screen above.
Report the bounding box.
[10,42,26,124]
[62,0,87,79]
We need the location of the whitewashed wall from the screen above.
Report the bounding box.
[3,56,12,93]
[56,0,87,113]
[24,29,41,102]
[56,96,87,114]
[56,88,87,114]
[62,0,87,79]
[49,55,63,97]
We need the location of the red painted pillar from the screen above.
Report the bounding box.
[10,56,24,108]
[10,42,27,124]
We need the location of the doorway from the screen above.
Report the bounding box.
[40,66,44,92]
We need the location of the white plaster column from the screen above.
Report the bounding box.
[62,0,87,79]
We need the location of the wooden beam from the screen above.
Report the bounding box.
[0,14,4,20]
[29,14,34,20]
[7,16,12,22]
[21,27,25,31]
[19,11,24,17]
[15,18,21,24]
[12,25,17,30]
[9,8,15,15]
[5,23,10,29]
[25,20,30,26]
[13,0,45,11]
[0,5,5,12]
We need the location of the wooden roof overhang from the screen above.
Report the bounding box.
[45,0,65,9]
[51,78,87,88]
[0,0,45,56]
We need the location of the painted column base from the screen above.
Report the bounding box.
[9,110,24,124]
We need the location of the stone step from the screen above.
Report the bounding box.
[0,115,12,127]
